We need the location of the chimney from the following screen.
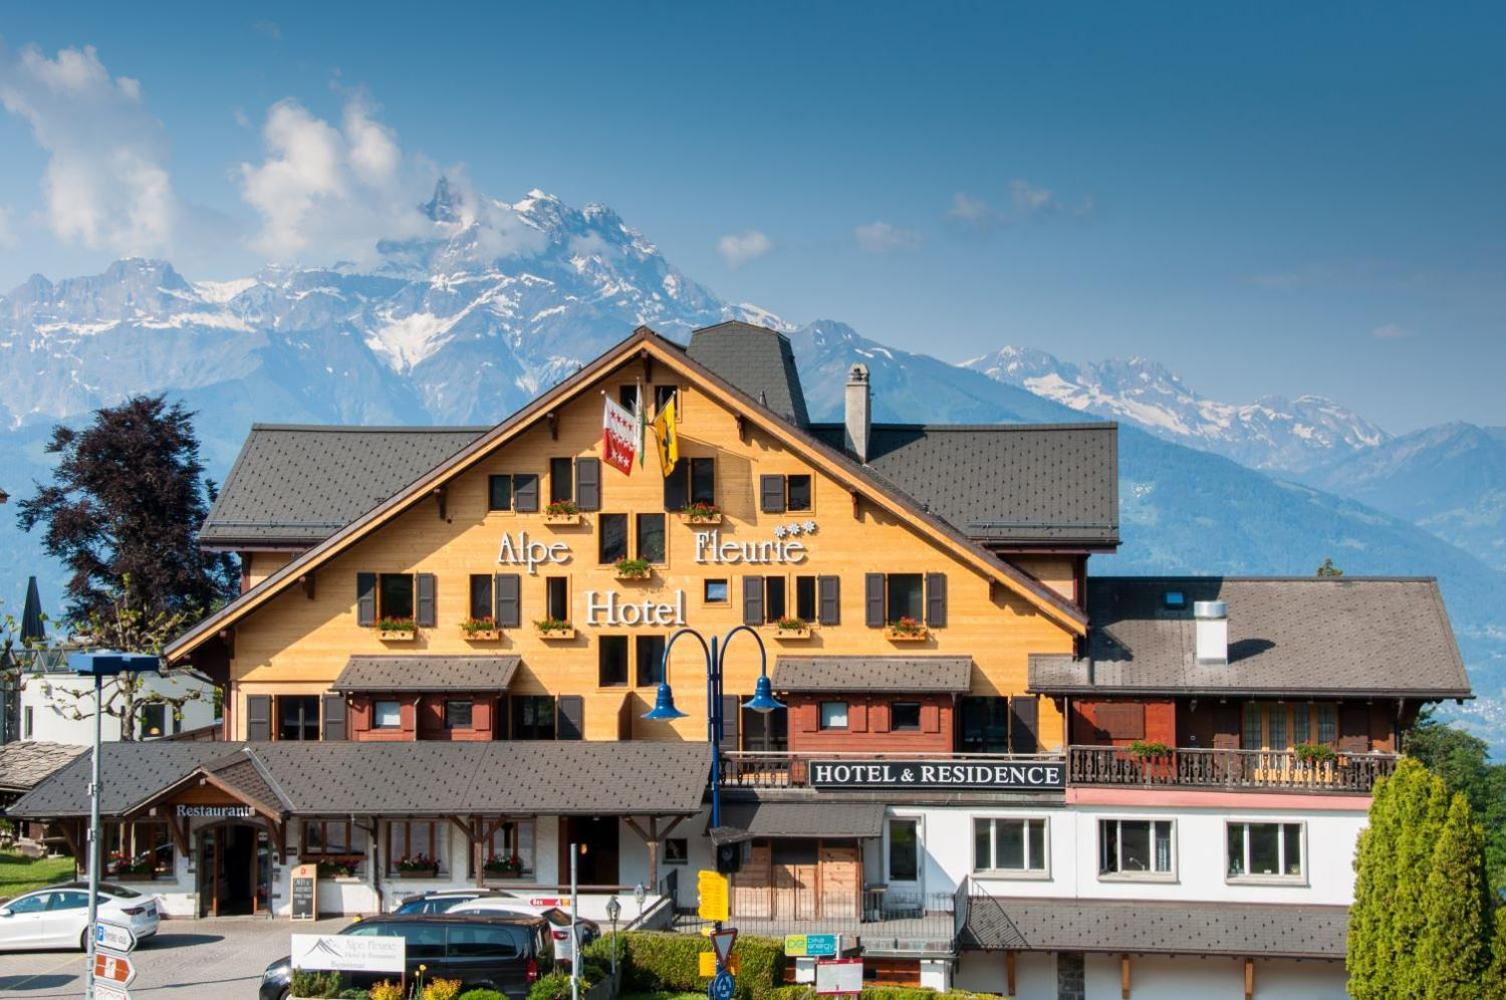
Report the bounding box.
[1194,600,1228,665]
[844,363,871,463]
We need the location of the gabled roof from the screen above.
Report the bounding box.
[686,321,810,426]
[0,741,86,795]
[772,656,974,693]
[332,655,520,693]
[166,327,1085,664]
[808,422,1119,547]
[1028,576,1472,699]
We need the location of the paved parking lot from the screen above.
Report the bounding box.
[0,916,354,998]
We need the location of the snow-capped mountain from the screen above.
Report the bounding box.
[962,346,1389,473]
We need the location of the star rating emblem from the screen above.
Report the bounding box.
[773,525,787,539]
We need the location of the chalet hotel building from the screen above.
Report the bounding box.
[13,324,1472,1000]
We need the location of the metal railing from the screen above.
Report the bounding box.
[679,886,959,952]
[718,750,1063,789]
[1067,745,1399,793]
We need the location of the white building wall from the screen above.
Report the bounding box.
[21,670,217,744]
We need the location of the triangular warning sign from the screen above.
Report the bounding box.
[711,928,738,967]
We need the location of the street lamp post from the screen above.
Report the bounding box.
[605,895,622,980]
[67,650,159,1000]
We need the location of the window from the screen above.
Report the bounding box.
[1099,819,1174,877]
[49,890,89,910]
[619,384,640,411]
[303,819,354,856]
[373,700,402,729]
[1227,822,1303,880]
[546,577,570,622]
[600,514,629,563]
[488,474,513,511]
[820,701,849,730]
[388,820,440,872]
[764,578,787,623]
[379,573,414,620]
[277,696,320,741]
[445,700,474,730]
[794,576,817,622]
[7,892,48,914]
[447,924,524,960]
[636,634,666,687]
[549,457,573,504]
[469,575,493,621]
[637,513,666,563]
[1317,704,1338,744]
[654,385,679,413]
[665,838,689,865]
[974,818,1048,875]
[704,579,729,604]
[510,696,556,740]
[1163,590,1186,609]
[891,702,921,731]
[22,706,32,739]
[960,697,1009,754]
[482,818,536,878]
[888,818,919,882]
[742,704,788,751]
[599,636,629,687]
[139,703,168,738]
[690,458,716,506]
[105,821,174,875]
[786,474,812,512]
[886,574,925,622]
[1244,702,1339,750]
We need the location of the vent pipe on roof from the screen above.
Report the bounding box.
[1194,600,1228,665]
[845,363,871,463]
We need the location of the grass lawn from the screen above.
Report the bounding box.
[0,851,75,900]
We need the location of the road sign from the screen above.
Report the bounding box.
[711,928,738,968]
[709,969,736,1000]
[94,951,136,987]
[696,869,729,922]
[93,985,131,1000]
[95,921,137,955]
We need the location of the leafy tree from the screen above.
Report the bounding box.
[16,394,237,625]
[1316,557,1344,577]
[1405,709,1506,892]
[1417,793,1490,998]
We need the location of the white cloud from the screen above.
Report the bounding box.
[0,43,176,254]
[948,192,992,223]
[854,221,921,253]
[948,180,1092,229]
[716,229,772,269]
[1370,323,1411,340]
[1010,179,1057,216]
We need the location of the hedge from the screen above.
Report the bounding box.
[590,930,784,1000]
[754,983,1005,1000]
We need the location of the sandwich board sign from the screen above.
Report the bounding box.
[291,863,318,920]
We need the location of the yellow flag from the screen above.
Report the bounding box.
[652,396,679,477]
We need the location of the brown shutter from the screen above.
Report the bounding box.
[743,575,765,626]
[818,576,841,626]
[576,457,601,511]
[514,473,539,512]
[1094,702,1147,741]
[720,695,740,752]
[865,574,885,628]
[247,695,272,741]
[322,695,347,741]
[759,475,786,513]
[1213,703,1242,749]
[356,573,377,626]
[557,696,584,740]
[925,573,948,628]
[494,573,521,628]
[921,702,942,734]
[415,573,437,627]
[1339,702,1370,752]
[1009,696,1039,753]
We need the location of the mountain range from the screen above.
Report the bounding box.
[1,179,1501,752]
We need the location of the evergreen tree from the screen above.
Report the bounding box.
[1418,794,1489,998]
[1316,557,1344,577]
[1392,767,1451,996]
[1484,905,1506,999]
[1348,761,1408,998]
[1406,708,1506,893]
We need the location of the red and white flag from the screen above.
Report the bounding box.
[603,395,640,474]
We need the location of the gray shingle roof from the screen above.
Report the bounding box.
[809,423,1119,546]
[961,894,1348,959]
[9,740,711,819]
[332,655,521,693]
[0,741,86,795]
[200,425,484,547]
[1029,576,1473,699]
[772,656,974,693]
[687,322,810,427]
[709,801,886,845]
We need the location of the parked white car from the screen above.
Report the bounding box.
[446,901,598,963]
[0,882,159,951]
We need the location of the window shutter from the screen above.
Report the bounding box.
[1010,696,1040,754]
[356,572,377,626]
[576,457,601,511]
[557,696,584,740]
[246,695,272,741]
[494,573,521,628]
[864,574,885,628]
[514,473,540,512]
[1338,703,1370,752]
[818,576,841,626]
[742,576,765,626]
[720,695,740,752]
[322,695,347,741]
[925,573,948,628]
[759,475,786,513]
[663,465,688,511]
[416,573,437,627]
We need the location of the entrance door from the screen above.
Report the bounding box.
[562,817,619,887]
[198,823,267,916]
[884,817,923,915]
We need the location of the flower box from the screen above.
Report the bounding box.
[680,503,723,525]
[396,866,439,878]
[378,628,417,642]
[771,620,812,640]
[461,620,502,642]
[884,626,929,642]
[614,569,653,582]
[543,512,583,526]
[536,624,577,641]
[613,558,653,582]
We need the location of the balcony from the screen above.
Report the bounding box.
[1067,745,1398,794]
[675,886,963,956]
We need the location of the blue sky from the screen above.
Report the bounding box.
[1,2,1502,432]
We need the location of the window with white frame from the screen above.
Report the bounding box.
[1226,821,1304,880]
[973,817,1048,875]
[1099,819,1173,877]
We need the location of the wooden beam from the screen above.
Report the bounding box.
[735,414,747,443]
[300,572,315,600]
[1243,957,1254,1000]
[58,820,81,861]
[1121,954,1131,999]
[640,348,654,384]
[547,411,558,440]
[434,485,448,521]
[850,489,862,519]
[1004,952,1017,995]
[166,815,190,857]
[446,814,475,843]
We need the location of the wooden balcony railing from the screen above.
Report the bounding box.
[1067,745,1398,793]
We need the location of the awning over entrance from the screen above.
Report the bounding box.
[331,654,521,693]
[772,655,973,694]
[960,895,1349,960]
[709,800,887,845]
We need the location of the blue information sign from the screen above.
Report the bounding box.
[710,970,736,1000]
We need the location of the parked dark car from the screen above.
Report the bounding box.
[259,913,552,1000]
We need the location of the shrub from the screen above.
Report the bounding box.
[529,969,591,1000]
[761,986,813,1000]
[614,930,784,1000]
[424,979,463,1000]
[369,984,404,1000]
[337,991,369,1000]
[582,931,628,969]
[458,992,507,1000]
[290,969,342,998]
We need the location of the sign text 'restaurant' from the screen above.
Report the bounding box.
[808,760,1065,790]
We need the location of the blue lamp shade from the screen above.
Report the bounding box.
[742,674,786,714]
[67,651,160,677]
[642,682,689,721]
